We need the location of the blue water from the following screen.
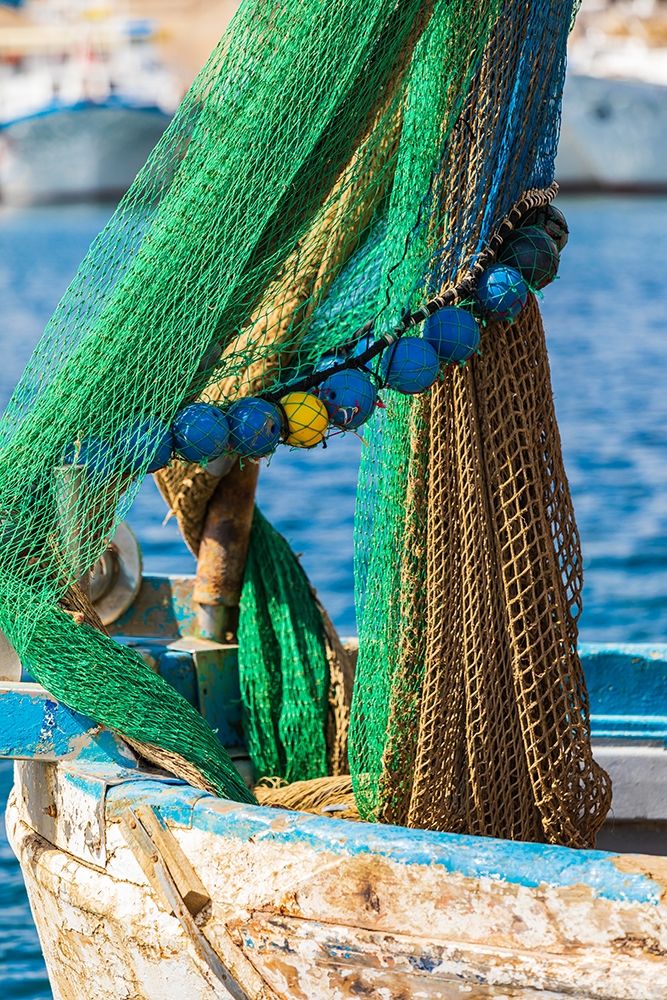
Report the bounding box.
[0,197,666,996]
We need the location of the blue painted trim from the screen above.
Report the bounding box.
[0,683,136,766]
[581,643,667,741]
[591,716,667,741]
[104,778,662,906]
[0,98,171,132]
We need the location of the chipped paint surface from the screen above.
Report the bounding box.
[7,761,667,999]
[0,682,137,766]
[104,779,664,905]
[6,800,240,1000]
[5,632,667,997]
[110,575,197,640]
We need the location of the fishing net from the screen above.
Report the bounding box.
[237,507,355,785]
[347,0,613,846]
[0,0,610,843]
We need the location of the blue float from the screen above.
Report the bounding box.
[318,369,377,429]
[227,398,282,458]
[63,438,115,481]
[424,306,480,365]
[172,403,230,464]
[124,417,173,474]
[380,337,440,394]
[476,265,528,321]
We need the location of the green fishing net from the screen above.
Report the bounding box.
[238,509,329,784]
[0,0,593,830]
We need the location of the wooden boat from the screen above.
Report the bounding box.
[3,558,667,999]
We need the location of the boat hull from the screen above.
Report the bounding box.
[557,74,667,192]
[0,104,171,205]
[7,758,667,1000]
[5,580,667,999]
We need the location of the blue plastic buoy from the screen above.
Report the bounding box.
[380,337,440,394]
[124,417,173,474]
[227,398,282,458]
[172,403,230,464]
[318,369,378,429]
[476,265,528,321]
[63,438,115,481]
[424,306,480,365]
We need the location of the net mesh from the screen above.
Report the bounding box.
[348,0,612,845]
[364,297,612,844]
[238,508,329,784]
[0,0,610,842]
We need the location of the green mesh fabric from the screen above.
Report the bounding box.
[238,509,329,783]
[0,0,580,812]
[350,0,578,822]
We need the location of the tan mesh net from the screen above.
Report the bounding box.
[374,296,612,846]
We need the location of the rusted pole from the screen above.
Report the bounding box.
[193,460,259,642]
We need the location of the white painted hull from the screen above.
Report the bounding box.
[4,582,667,999]
[0,105,170,205]
[7,756,667,1000]
[557,73,667,191]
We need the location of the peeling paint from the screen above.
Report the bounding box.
[0,683,138,767]
[8,764,667,999]
[5,635,667,998]
[106,780,666,906]
[612,854,667,899]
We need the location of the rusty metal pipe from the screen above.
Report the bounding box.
[193,460,259,641]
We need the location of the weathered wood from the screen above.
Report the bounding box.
[193,460,260,641]
[8,807,240,1000]
[8,765,667,999]
[119,805,276,1000]
[131,804,211,916]
[7,619,667,998]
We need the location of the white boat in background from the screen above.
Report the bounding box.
[0,100,172,204]
[0,12,180,204]
[557,0,667,191]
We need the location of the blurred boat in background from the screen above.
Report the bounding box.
[2,0,667,203]
[557,0,667,192]
[0,2,180,204]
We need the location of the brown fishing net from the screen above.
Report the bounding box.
[253,284,613,849]
[372,296,612,847]
[344,0,612,848]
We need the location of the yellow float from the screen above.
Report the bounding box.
[279,391,329,448]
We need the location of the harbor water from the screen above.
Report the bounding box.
[1,196,666,997]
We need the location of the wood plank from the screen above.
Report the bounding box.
[120,806,276,1000]
[232,913,596,999]
[133,804,211,916]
